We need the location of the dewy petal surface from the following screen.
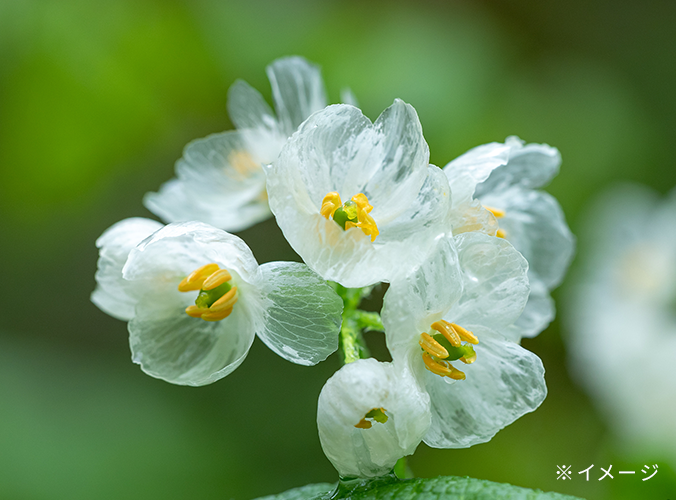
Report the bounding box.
[267,101,447,287]
[122,222,261,385]
[317,359,430,478]
[144,131,270,232]
[480,188,574,290]
[129,299,255,386]
[254,262,342,365]
[443,142,510,205]
[474,137,561,196]
[267,56,328,136]
[380,234,463,359]
[91,217,163,321]
[451,232,530,331]
[422,327,547,448]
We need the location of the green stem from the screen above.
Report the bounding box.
[332,283,380,364]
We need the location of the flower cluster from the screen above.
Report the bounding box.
[92,56,574,479]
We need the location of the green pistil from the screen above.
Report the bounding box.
[333,201,358,230]
[364,408,388,424]
[433,333,476,361]
[195,281,232,308]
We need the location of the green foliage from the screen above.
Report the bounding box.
[257,475,585,499]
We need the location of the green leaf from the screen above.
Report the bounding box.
[255,475,585,500]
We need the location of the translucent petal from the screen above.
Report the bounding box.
[508,278,555,340]
[422,328,546,448]
[91,218,163,320]
[474,137,561,196]
[381,234,463,359]
[443,142,510,204]
[267,102,439,286]
[123,222,260,287]
[143,131,270,232]
[376,165,451,242]
[129,300,255,386]
[227,78,278,133]
[482,188,575,289]
[144,177,270,233]
[451,233,530,330]
[449,197,498,236]
[254,262,342,365]
[317,359,430,478]
[120,222,261,385]
[267,56,328,136]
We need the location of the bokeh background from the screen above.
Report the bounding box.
[1,0,676,499]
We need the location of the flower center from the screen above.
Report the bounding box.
[484,205,506,239]
[354,407,389,429]
[178,263,239,322]
[419,320,479,380]
[320,192,379,242]
[228,150,260,179]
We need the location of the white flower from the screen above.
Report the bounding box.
[566,184,676,463]
[91,218,343,386]
[317,358,430,478]
[381,231,547,448]
[266,100,452,288]
[144,56,329,232]
[443,136,575,338]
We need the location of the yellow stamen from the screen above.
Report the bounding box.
[209,287,238,312]
[202,269,233,291]
[496,228,506,239]
[351,193,373,213]
[179,264,237,322]
[419,332,449,359]
[320,191,342,219]
[354,419,372,429]
[430,320,461,347]
[484,206,506,218]
[448,322,479,344]
[422,321,479,379]
[354,407,388,429]
[201,307,234,322]
[422,352,466,380]
[178,263,219,292]
[320,191,380,242]
[185,305,208,318]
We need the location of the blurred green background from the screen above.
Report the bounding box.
[2,0,676,498]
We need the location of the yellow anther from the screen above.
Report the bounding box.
[422,321,479,379]
[422,352,466,380]
[448,323,479,345]
[355,419,372,429]
[496,228,506,239]
[419,332,449,359]
[484,205,506,218]
[430,320,461,347]
[179,264,237,322]
[354,407,388,429]
[209,287,238,312]
[351,193,373,213]
[320,191,380,242]
[185,305,208,318]
[201,307,234,322]
[202,269,233,291]
[320,191,342,219]
[178,263,220,292]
